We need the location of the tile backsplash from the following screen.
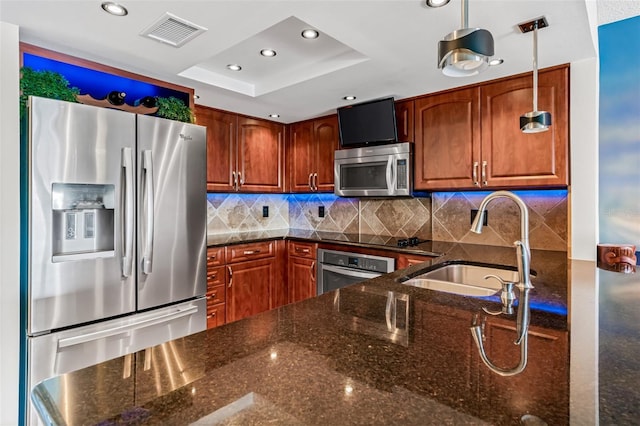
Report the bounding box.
[207,189,568,251]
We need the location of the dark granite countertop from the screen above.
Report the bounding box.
[31,240,640,425]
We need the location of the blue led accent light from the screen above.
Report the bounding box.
[23,53,189,106]
[436,189,568,200]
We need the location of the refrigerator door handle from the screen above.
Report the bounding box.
[141,150,155,275]
[121,147,134,278]
[57,305,199,349]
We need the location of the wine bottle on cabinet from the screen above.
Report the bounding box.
[134,96,158,108]
[106,91,126,106]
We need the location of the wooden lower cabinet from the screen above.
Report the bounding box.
[225,240,286,323]
[227,257,275,323]
[287,241,318,304]
[396,253,435,269]
[206,248,227,330]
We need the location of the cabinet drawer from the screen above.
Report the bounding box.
[226,241,275,263]
[206,304,226,329]
[207,266,226,287]
[206,284,225,306]
[207,247,225,267]
[288,240,317,259]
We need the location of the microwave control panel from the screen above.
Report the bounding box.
[396,159,408,189]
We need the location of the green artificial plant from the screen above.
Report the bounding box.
[19,67,79,116]
[155,96,194,123]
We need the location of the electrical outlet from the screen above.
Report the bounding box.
[262,206,269,218]
[318,205,325,218]
[471,209,488,226]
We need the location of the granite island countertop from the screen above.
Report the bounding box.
[30,242,640,425]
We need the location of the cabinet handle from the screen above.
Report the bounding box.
[313,173,318,191]
[207,273,217,280]
[238,172,244,187]
[310,261,316,281]
[227,266,233,288]
[207,312,215,319]
[232,171,238,191]
[308,173,313,191]
[295,247,310,253]
[472,161,479,186]
[243,249,261,255]
[481,160,488,186]
[207,255,216,261]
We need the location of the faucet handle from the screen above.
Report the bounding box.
[482,274,516,315]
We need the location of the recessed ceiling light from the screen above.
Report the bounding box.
[269,113,280,118]
[260,49,277,57]
[489,58,504,66]
[343,96,356,101]
[101,2,128,16]
[226,64,242,71]
[426,0,450,7]
[301,29,319,39]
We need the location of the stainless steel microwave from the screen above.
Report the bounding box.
[334,142,412,197]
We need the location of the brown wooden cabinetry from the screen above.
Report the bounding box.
[396,253,435,269]
[288,115,339,192]
[287,241,318,304]
[414,66,569,191]
[226,240,286,323]
[195,105,285,193]
[394,99,415,142]
[206,247,226,329]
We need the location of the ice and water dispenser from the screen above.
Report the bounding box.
[51,183,115,262]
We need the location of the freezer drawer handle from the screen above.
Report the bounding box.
[121,147,134,278]
[57,305,199,349]
[141,150,155,274]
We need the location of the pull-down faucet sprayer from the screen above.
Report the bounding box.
[469,190,534,376]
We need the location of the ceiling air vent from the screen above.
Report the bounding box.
[140,12,207,47]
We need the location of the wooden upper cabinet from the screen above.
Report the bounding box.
[196,107,236,192]
[288,115,339,193]
[395,99,415,142]
[313,116,340,192]
[237,117,285,192]
[414,65,569,191]
[289,120,315,192]
[196,104,285,193]
[414,87,481,190]
[481,66,569,187]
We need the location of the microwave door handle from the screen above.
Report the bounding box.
[121,147,134,278]
[386,156,395,194]
[141,150,154,275]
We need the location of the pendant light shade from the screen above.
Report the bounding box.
[519,17,551,133]
[434,0,495,77]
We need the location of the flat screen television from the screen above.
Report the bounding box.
[337,97,398,148]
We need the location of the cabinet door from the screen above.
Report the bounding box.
[480,67,569,188]
[414,88,481,190]
[237,117,284,192]
[288,256,316,304]
[395,99,414,142]
[313,116,340,192]
[289,120,315,192]
[195,106,236,192]
[226,258,274,323]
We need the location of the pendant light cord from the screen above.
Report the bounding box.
[461,0,469,28]
[532,21,539,112]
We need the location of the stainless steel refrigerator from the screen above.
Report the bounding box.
[24,96,207,424]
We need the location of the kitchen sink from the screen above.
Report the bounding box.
[399,263,521,297]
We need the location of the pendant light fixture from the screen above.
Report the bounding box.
[519,17,551,133]
[431,0,495,77]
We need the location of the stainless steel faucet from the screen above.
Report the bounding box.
[469,190,534,376]
[470,190,533,290]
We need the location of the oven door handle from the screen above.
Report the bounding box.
[321,264,383,280]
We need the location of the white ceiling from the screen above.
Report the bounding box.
[0,0,638,123]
